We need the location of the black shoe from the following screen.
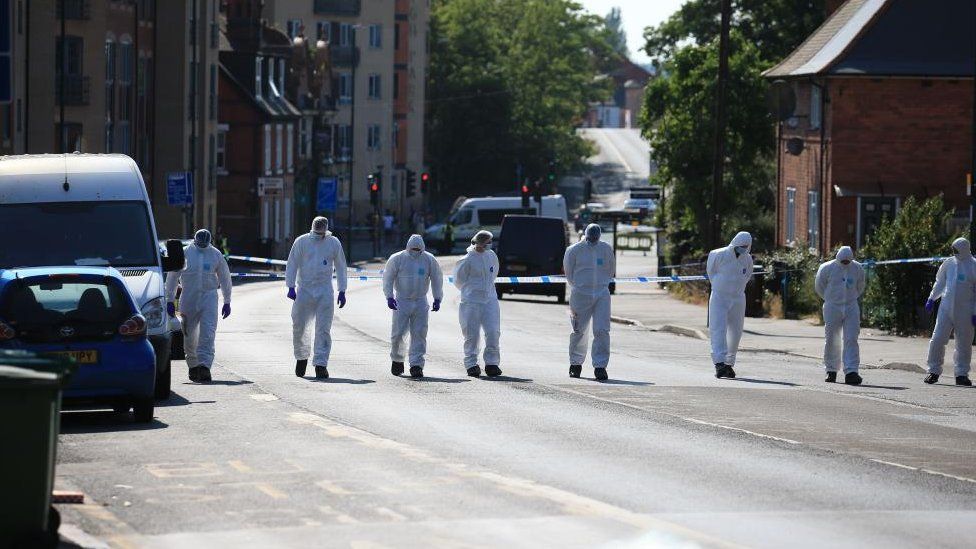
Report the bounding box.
[409,366,423,378]
[197,367,212,383]
[924,373,939,384]
[467,366,481,377]
[296,359,308,378]
[188,366,200,382]
[594,367,608,381]
[724,365,736,379]
[844,372,862,386]
[825,372,837,383]
[315,366,329,379]
[714,363,726,378]
[957,376,973,386]
[569,365,582,378]
[485,365,502,377]
[391,361,404,376]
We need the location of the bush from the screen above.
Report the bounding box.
[860,196,957,335]
[763,245,822,320]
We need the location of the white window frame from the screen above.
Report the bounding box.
[275,124,284,174]
[339,73,352,103]
[286,123,295,173]
[254,56,263,98]
[340,23,352,46]
[367,74,380,99]
[369,24,382,48]
[263,124,271,175]
[286,19,302,39]
[367,124,381,150]
[316,21,330,42]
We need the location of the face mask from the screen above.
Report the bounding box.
[408,248,422,257]
[734,246,746,255]
[841,259,851,265]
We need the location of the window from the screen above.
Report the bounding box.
[810,85,822,130]
[254,56,263,98]
[277,58,286,93]
[785,188,796,243]
[450,208,473,225]
[57,35,84,75]
[337,124,352,159]
[393,72,399,100]
[275,124,284,174]
[394,23,401,51]
[807,190,820,249]
[367,74,380,99]
[266,59,276,96]
[287,19,302,39]
[367,124,381,150]
[263,124,271,175]
[316,21,330,42]
[338,73,352,103]
[299,117,312,158]
[339,23,352,46]
[209,64,217,120]
[216,125,227,174]
[369,24,382,48]
[286,123,294,173]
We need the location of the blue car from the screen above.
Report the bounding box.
[0,267,156,422]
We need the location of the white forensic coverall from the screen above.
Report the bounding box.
[926,243,976,377]
[453,245,500,368]
[383,235,444,367]
[564,238,615,368]
[165,244,232,369]
[706,232,754,366]
[815,248,866,374]
[285,231,348,367]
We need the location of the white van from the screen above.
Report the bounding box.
[425,195,569,253]
[0,154,185,399]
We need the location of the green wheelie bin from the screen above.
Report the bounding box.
[0,355,74,548]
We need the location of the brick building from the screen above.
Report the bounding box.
[765,0,974,252]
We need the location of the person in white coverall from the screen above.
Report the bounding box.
[706,231,754,379]
[814,246,866,385]
[564,223,615,381]
[924,237,976,386]
[384,234,444,378]
[453,230,502,378]
[166,229,232,383]
[285,216,348,379]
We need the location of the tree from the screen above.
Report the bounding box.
[605,7,628,57]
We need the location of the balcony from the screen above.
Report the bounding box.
[313,0,361,17]
[56,75,91,106]
[330,45,360,68]
[58,0,91,20]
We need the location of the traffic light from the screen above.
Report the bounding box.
[420,171,430,194]
[546,159,556,187]
[368,172,380,207]
[521,183,530,209]
[405,169,416,198]
[532,180,543,204]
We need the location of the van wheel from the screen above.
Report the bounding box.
[133,398,155,423]
[154,359,171,400]
[556,289,566,304]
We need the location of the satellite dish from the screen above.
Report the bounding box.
[786,137,805,155]
[766,80,796,121]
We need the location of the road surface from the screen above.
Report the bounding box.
[56,261,976,548]
[572,128,653,210]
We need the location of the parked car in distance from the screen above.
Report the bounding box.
[495,215,569,303]
[425,195,569,254]
[0,267,157,422]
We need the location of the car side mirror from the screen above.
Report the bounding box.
[161,239,186,272]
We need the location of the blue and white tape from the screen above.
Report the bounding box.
[227,254,383,274]
[230,272,745,284]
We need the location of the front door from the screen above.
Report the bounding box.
[858,197,898,246]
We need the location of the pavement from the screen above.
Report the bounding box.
[51,251,976,548]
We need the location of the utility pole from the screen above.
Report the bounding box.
[970,24,976,243]
[710,0,732,250]
[58,0,65,153]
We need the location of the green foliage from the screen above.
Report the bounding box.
[860,196,957,335]
[427,0,616,198]
[604,7,629,57]
[764,244,822,319]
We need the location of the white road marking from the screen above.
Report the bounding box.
[249,393,279,401]
[869,459,918,471]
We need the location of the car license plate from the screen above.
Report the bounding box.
[47,350,99,364]
[508,265,527,272]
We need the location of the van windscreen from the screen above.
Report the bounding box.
[479,208,535,226]
[0,201,157,269]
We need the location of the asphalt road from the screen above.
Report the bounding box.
[56,267,976,548]
[576,128,653,210]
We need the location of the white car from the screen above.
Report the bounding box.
[624,198,658,212]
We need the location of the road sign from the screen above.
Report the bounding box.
[257,177,284,197]
[166,171,193,206]
[317,177,338,212]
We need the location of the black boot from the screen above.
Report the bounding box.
[188,366,200,382]
[956,376,973,386]
[315,366,329,379]
[409,366,423,378]
[391,361,404,376]
[197,367,212,383]
[569,365,582,378]
[924,373,939,384]
[723,364,736,379]
[295,359,308,378]
[594,367,608,381]
[844,372,862,386]
[714,363,726,378]
[466,366,481,377]
[825,372,837,383]
[485,365,502,377]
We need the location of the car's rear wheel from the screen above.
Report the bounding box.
[154,359,171,400]
[133,398,155,423]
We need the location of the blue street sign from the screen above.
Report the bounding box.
[316,176,338,212]
[167,171,193,206]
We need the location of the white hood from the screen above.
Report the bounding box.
[730,231,752,252]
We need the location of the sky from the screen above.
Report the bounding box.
[578,0,686,65]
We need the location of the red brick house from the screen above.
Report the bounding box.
[765,0,974,253]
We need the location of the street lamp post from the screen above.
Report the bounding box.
[710,0,732,250]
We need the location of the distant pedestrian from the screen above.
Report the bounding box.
[706,231,753,379]
[815,246,866,385]
[924,237,976,386]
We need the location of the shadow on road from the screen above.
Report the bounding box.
[852,384,909,390]
[481,375,533,383]
[729,377,799,387]
[308,377,376,385]
[498,297,564,306]
[591,378,653,386]
[60,411,169,433]
[155,392,216,407]
[408,376,470,384]
[181,379,254,387]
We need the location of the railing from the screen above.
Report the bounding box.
[56,75,91,106]
[313,0,361,16]
[330,45,360,68]
[59,0,91,20]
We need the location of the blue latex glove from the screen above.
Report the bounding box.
[166,302,176,317]
[222,303,231,319]
[337,291,346,308]
[432,299,441,312]
[925,298,935,313]
[387,297,398,310]
[287,287,297,301]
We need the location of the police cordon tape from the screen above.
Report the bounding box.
[227,254,383,274]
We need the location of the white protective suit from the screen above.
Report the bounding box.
[926,238,976,377]
[564,237,615,368]
[706,232,754,366]
[285,231,348,366]
[383,235,444,367]
[815,246,866,374]
[165,244,232,369]
[453,245,500,368]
